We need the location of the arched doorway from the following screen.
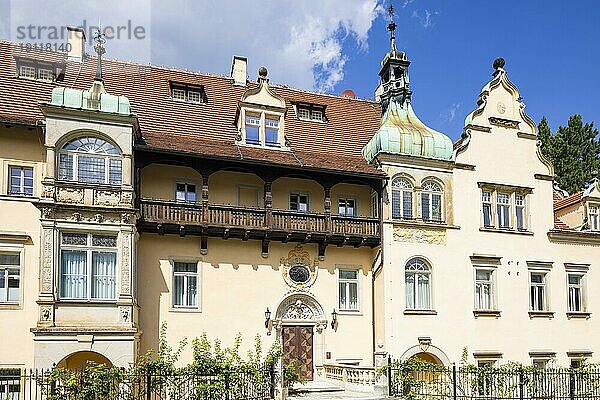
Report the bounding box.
[274,293,327,382]
[57,351,113,370]
[410,351,443,365]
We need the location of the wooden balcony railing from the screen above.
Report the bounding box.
[139,199,380,238]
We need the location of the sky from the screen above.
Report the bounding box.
[1,0,599,141]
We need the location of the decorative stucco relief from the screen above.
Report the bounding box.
[280,244,319,290]
[393,227,446,245]
[39,305,53,323]
[120,233,131,295]
[94,190,121,206]
[56,187,84,203]
[41,227,54,293]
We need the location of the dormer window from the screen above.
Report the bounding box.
[296,103,326,122]
[170,82,207,104]
[240,110,285,148]
[17,61,58,82]
[589,205,599,231]
[265,116,280,146]
[245,114,261,145]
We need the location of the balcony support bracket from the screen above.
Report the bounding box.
[318,240,328,261]
[262,231,271,258]
[200,232,208,255]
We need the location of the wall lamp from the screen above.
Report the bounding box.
[265,308,271,335]
[331,309,338,329]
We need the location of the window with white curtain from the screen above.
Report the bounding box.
[0,252,21,304]
[9,166,34,196]
[60,232,117,300]
[530,272,547,311]
[475,269,495,310]
[405,258,431,310]
[391,177,413,220]
[567,273,585,312]
[589,205,599,231]
[173,262,199,308]
[58,137,122,186]
[338,269,359,311]
[421,180,443,222]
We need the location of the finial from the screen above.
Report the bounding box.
[493,57,505,70]
[387,1,397,49]
[258,66,268,83]
[93,27,106,82]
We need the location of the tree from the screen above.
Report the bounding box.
[537,115,600,194]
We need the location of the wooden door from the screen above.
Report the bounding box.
[282,325,314,381]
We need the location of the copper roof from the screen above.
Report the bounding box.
[0,41,384,177]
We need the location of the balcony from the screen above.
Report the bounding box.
[138,198,380,255]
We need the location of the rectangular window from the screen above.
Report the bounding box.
[172,88,186,101]
[482,191,493,227]
[371,192,378,218]
[338,198,356,217]
[176,183,197,203]
[532,359,548,370]
[245,114,260,145]
[108,159,122,186]
[311,110,323,121]
[516,194,526,230]
[475,269,493,310]
[530,272,547,311]
[58,154,73,181]
[78,155,105,184]
[173,262,198,308]
[0,368,21,398]
[298,108,310,120]
[567,273,584,312]
[9,166,34,196]
[338,269,359,311]
[497,193,511,228]
[60,233,117,300]
[265,116,279,146]
[19,65,36,79]
[290,193,309,212]
[187,90,201,103]
[589,205,599,231]
[0,252,20,303]
[38,68,54,82]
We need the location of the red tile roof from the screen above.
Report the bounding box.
[0,41,384,177]
[553,215,572,230]
[553,191,583,211]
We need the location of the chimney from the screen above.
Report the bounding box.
[231,56,247,86]
[67,26,86,61]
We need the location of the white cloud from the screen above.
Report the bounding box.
[441,102,461,122]
[402,0,416,8]
[411,9,439,28]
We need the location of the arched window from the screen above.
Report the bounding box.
[391,177,413,219]
[405,258,431,310]
[421,180,443,222]
[58,137,122,185]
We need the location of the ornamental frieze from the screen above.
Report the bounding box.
[393,226,446,245]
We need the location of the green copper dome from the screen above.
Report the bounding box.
[363,100,453,162]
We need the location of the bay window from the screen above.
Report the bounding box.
[58,137,122,186]
[60,233,117,300]
[421,180,443,222]
[338,269,359,311]
[392,177,413,219]
[173,261,199,308]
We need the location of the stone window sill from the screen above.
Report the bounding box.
[473,310,501,318]
[0,303,22,310]
[480,227,533,236]
[404,309,437,315]
[567,312,591,320]
[170,307,202,314]
[528,311,555,319]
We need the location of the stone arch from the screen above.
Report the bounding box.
[56,351,113,370]
[400,344,450,366]
[274,292,327,332]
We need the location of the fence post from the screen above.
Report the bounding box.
[269,362,276,400]
[146,370,151,400]
[569,370,575,400]
[519,368,524,400]
[453,363,457,400]
[387,355,392,397]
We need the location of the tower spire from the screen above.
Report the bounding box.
[388,2,397,53]
[93,27,106,82]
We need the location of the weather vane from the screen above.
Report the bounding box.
[387,1,396,35]
[93,21,106,82]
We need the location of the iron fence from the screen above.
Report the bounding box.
[0,365,275,400]
[387,358,600,399]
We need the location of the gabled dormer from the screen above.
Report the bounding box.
[236,67,288,149]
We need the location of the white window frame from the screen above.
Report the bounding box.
[391,177,414,220]
[289,192,310,212]
[297,108,310,120]
[37,68,54,82]
[421,180,443,222]
[496,192,511,228]
[311,109,323,121]
[57,137,122,186]
[529,271,548,312]
[0,246,23,305]
[8,165,34,196]
[480,187,530,231]
[172,88,186,101]
[482,190,493,227]
[567,272,586,313]
[405,258,432,310]
[187,90,202,103]
[474,267,496,311]
[515,194,527,230]
[589,204,599,231]
[241,108,285,148]
[337,197,357,217]
[371,191,378,218]
[171,260,201,310]
[59,232,118,302]
[19,65,36,79]
[337,267,360,312]
[175,181,198,203]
